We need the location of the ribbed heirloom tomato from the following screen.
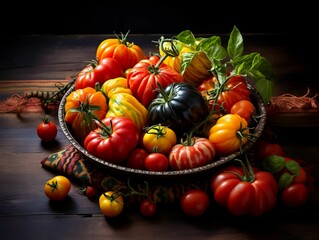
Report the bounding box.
[208,113,249,156]
[84,116,139,164]
[96,31,146,72]
[210,162,278,217]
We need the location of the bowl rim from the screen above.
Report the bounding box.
[58,83,267,180]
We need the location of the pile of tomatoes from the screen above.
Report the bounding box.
[42,28,313,219]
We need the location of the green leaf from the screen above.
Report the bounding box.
[176,30,196,46]
[180,52,196,75]
[206,44,227,63]
[261,155,286,173]
[227,26,243,60]
[285,159,301,176]
[278,173,294,190]
[198,36,222,52]
[254,78,274,104]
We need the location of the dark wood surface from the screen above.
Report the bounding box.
[0,34,319,240]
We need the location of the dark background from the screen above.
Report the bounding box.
[2,3,316,36]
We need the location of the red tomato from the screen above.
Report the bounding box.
[75,57,124,89]
[169,137,216,170]
[281,183,309,208]
[127,55,184,108]
[256,140,285,159]
[140,199,157,217]
[210,165,278,217]
[198,75,251,113]
[180,189,210,217]
[230,99,256,123]
[84,116,139,164]
[144,153,169,171]
[85,185,99,199]
[126,148,148,170]
[37,116,57,142]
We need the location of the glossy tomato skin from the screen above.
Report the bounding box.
[84,116,139,164]
[230,99,256,123]
[96,36,146,71]
[127,55,184,108]
[169,137,216,170]
[75,57,124,90]
[148,82,209,137]
[140,199,157,217]
[281,183,309,208]
[208,114,249,156]
[210,166,278,217]
[126,147,148,170]
[99,191,124,217]
[198,75,251,113]
[37,116,57,142]
[144,153,169,171]
[44,175,71,201]
[142,125,177,155]
[180,189,210,217]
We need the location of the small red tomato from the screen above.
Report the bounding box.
[37,116,57,142]
[281,183,309,208]
[144,153,169,171]
[230,99,256,123]
[85,185,99,199]
[256,140,285,159]
[140,199,157,217]
[126,148,148,170]
[180,189,210,217]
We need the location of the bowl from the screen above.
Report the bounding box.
[58,82,267,183]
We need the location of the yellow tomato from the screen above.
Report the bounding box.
[44,175,71,201]
[99,191,124,217]
[143,124,177,154]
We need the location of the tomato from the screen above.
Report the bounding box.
[96,31,146,71]
[169,137,216,170]
[75,57,124,90]
[208,114,249,156]
[37,116,57,142]
[99,191,124,217]
[85,185,100,200]
[142,124,177,154]
[180,189,210,217]
[84,116,139,164]
[198,75,251,113]
[281,183,309,208]
[127,55,184,108]
[44,175,71,201]
[210,164,278,217]
[140,199,157,217]
[126,147,148,170]
[159,39,212,85]
[230,99,256,123]
[64,87,108,145]
[256,139,285,159]
[144,152,169,171]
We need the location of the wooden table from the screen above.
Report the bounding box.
[0,34,318,240]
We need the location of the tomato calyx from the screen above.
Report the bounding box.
[227,156,256,183]
[41,115,52,124]
[102,191,123,205]
[46,179,60,192]
[114,30,135,48]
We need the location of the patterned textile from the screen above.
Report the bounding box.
[40,145,210,203]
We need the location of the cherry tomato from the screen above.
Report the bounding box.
[144,153,169,171]
[230,99,256,123]
[140,199,157,217]
[256,140,285,159]
[85,185,99,199]
[281,183,309,208]
[99,191,124,217]
[142,124,177,154]
[126,148,148,170]
[37,116,57,142]
[180,189,210,217]
[44,175,71,201]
